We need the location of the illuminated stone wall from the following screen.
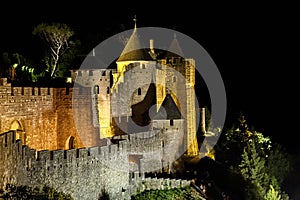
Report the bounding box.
[0,130,190,200]
[0,131,130,200]
[71,69,113,139]
[114,119,185,175]
[0,78,101,151]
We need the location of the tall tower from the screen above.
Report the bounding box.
[111,16,157,131]
[95,69,112,138]
[159,34,199,156]
[185,58,198,155]
[111,18,199,155]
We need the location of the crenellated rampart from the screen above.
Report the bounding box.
[0,130,130,200]
[0,78,102,150]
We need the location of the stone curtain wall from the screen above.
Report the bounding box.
[0,131,130,200]
[0,78,57,150]
[0,78,101,150]
[115,125,185,174]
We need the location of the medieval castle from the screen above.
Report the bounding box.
[0,22,206,199]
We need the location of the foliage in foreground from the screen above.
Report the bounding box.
[0,184,73,200]
[215,114,292,199]
[131,186,203,200]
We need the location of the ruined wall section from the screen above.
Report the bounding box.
[0,131,130,200]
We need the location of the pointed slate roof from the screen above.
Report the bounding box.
[165,33,184,58]
[117,21,154,62]
[153,93,183,120]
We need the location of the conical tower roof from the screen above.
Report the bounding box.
[165,33,184,58]
[153,93,183,120]
[117,18,154,62]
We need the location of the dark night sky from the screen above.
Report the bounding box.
[0,2,298,153]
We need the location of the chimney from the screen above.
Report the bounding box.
[150,39,155,54]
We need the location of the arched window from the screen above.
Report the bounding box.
[65,136,78,149]
[10,120,25,144]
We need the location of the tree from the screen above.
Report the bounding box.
[215,115,291,199]
[238,133,291,199]
[215,114,259,166]
[0,52,11,78]
[0,52,35,83]
[239,142,268,199]
[265,185,282,200]
[32,23,74,78]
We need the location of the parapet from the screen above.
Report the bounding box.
[0,130,128,167]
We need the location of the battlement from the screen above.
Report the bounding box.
[114,130,163,145]
[0,130,127,163]
[0,130,130,199]
[70,69,112,88]
[11,86,52,96]
[0,78,10,86]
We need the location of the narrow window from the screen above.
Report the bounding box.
[21,87,24,95]
[172,57,178,64]
[173,76,177,82]
[32,87,35,95]
[76,149,80,158]
[88,70,93,76]
[50,151,53,160]
[5,134,7,147]
[66,86,69,95]
[77,71,82,77]
[138,88,141,95]
[106,87,110,94]
[170,119,174,126]
[64,150,67,159]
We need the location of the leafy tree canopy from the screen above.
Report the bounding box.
[32,22,75,78]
